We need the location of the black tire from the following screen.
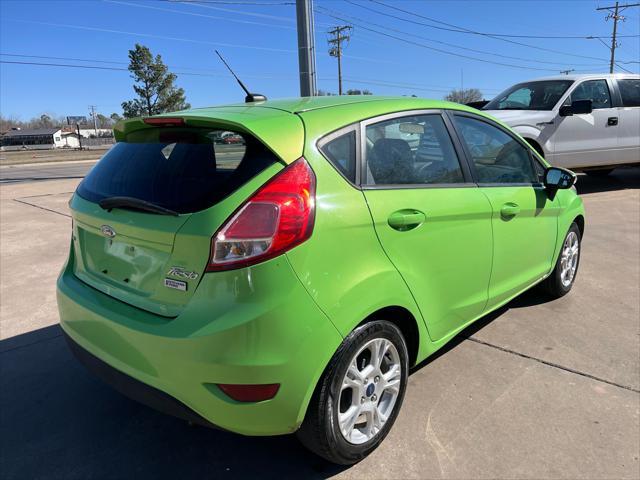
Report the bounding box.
[296,320,409,465]
[586,169,614,177]
[540,222,581,298]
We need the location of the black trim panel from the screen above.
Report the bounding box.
[63,331,219,430]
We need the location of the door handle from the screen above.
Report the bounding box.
[388,209,426,231]
[608,117,618,126]
[500,202,520,218]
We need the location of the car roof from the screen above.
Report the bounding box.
[115,96,489,164]
[190,95,463,114]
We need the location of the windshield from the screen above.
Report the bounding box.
[77,128,279,214]
[484,80,574,111]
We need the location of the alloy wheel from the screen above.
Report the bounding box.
[560,231,579,288]
[337,337,402,445]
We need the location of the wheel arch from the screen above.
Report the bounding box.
[295,303,422,431]
[357,305,420,368]
[551,194,586,266]
[574,214,585,238]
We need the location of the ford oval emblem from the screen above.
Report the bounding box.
[100,225,116,238]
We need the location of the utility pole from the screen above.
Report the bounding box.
[328,25,352,95]
[76,123,83,151]
[296,0,317,97]
[560,69,575,75]
[596,2,640,73]
[88,105,98,137]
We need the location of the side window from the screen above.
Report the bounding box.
[453,115,538,184]
[319,130,356,183]
[364,114,465,186]
[618,79,640,107]
[568,80,612,109]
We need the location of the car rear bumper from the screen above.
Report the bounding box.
[57,248,342,436]
[63,330,220,429]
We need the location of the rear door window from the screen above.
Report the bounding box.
[319,130,357,183]
[618,79,640,107]
[364,114,465,185]
[77,128,279,214]
[567,80,612,109]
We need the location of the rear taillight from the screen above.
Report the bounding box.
[206,158,316,271]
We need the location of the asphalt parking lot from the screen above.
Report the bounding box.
[1,163,638,479]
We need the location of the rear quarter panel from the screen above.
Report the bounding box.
[285,134,430,364]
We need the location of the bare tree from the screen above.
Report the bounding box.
[445,88,483,104]
[0,114,65,131]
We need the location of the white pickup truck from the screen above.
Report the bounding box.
[483,74,640,174]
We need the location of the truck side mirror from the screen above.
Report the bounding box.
[559,99,593,117]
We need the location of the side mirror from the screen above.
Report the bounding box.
[545,167,577,199]
[559,99,593,117]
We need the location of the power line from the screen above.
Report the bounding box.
[166,0,295,4]
[167,0,297,22]
[336,2,609,68]
[360,0,615,62]
[1,59,504,97]
[0,53,127,65]
[615,62,635,73]
[0,60,280,78]
[367,0,639,39]
[337,77,501,94]
[316,7,565,72]
[168,0,337,28]
[106,0,296,30]
[7,19,295,53]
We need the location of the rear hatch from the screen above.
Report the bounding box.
[70,110,303,317]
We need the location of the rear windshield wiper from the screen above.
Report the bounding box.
[98,196,179,216]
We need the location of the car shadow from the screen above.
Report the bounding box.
[411,287,551,374]
[0,281,565,480]
[0,325,346,480]
[2,288,554,479]
[575,166,640,195]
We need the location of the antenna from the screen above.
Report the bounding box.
[215,50,266,103]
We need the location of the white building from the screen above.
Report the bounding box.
[0,128,81,151]
[77,128,114,138]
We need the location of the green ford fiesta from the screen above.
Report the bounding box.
[57,96,585,464]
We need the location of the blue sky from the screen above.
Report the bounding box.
[1,0,638,120]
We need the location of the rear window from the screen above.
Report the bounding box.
[618,79,640,107]
[77,128,279,214]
